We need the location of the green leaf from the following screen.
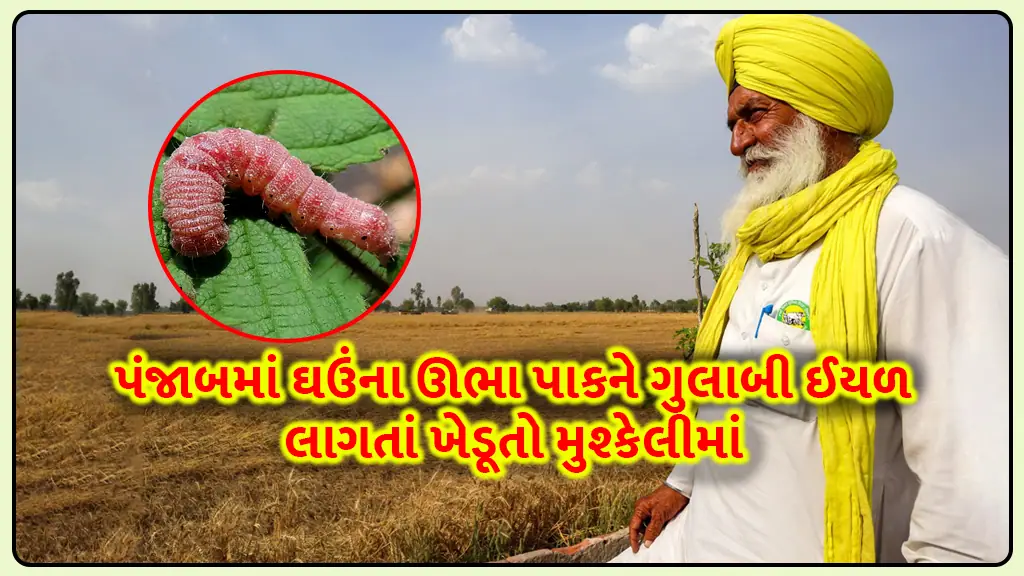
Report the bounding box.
[174,75,398,172]
[152,73,409,339]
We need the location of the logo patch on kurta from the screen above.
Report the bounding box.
[776,299,811,331]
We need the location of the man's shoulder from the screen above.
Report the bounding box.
[879,184,1004,254]
[875,184,1008,282]
[879,185,960,241]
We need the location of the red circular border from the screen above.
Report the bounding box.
[147,69,421,344]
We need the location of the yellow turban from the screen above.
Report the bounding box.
[715,14,894,140]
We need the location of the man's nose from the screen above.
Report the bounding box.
[730,122,756,157]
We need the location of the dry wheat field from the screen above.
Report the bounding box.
[15,310,698,563]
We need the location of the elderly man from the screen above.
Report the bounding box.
[611,14,1009,564]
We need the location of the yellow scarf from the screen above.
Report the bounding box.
[693,140,898,562]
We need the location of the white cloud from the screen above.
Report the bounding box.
[575,161,603,189]
[600,14,730,91]
[443,14,547,66]
[643,178,673,195]
[468,165,547,184]
[427,164,549,197]
[112,14,162,31]
[16,180,68,211]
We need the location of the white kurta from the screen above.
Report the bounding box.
[610,184,1010,563]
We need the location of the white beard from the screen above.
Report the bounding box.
[720,113,829,247]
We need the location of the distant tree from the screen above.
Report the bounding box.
[400,298,416,312]
[425,298,435,312]
[450,285,465,306]
[166,298,193,313]
[487,296,510,313]
[131,282,158,314]
[38,293,52,310]
[631,294,641,312]
[436,295,442,309]
[23,294,39,310]
[377,300,393,312]
[78,292,99,316]
[115,299,128,315]
[411,282,424,309]
[54,271,80,311]
[15,288,22,309]
[441,298,456,313]
[101,299,116,315]
[457,298,475,312]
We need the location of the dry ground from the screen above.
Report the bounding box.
[15,310,698,563]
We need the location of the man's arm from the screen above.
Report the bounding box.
[878,221,1009,563]
[665,463,695,497]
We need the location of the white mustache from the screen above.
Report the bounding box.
[738,144,786,178]
[744,144,785,163]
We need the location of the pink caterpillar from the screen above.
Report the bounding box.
[159,127,399,265]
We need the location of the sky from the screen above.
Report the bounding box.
[14,12,1011,308]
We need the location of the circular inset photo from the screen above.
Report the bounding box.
[148,70,420,342]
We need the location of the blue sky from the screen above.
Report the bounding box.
[15,13,1010,307]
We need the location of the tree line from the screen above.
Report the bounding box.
[374,230,730,317]
[375,232,729,361]
[377,283,476,314]
[375,283,711,315]
[14,270,195,317]
[15,272,710,319]
[16,236,730,323]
